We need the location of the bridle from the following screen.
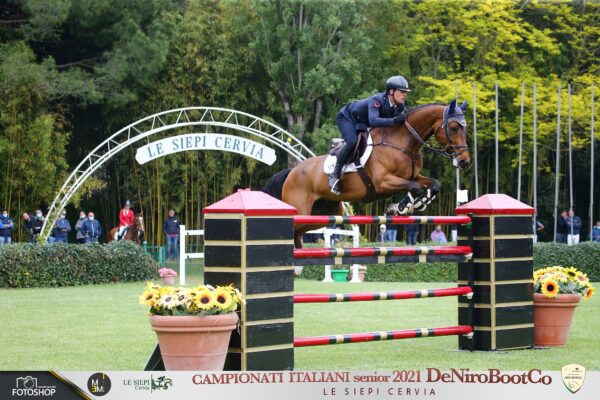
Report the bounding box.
[371,104,469,178]
[404,105,469,161]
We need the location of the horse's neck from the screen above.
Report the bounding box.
[385,106,442,150]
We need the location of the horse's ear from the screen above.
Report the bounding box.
[448,98,457,113]
[459,101,468,111]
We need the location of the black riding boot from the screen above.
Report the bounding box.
[328,143,353,195]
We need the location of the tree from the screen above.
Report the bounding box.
[252,0,374,158]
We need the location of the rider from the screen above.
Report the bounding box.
[329,76,411,195]
[117,200,134,240]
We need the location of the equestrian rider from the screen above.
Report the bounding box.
[118,200,134,240]
[329,76,411,195]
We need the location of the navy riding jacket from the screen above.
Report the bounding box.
[340,92,404,131]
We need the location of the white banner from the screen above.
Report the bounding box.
[135,134,277,165]
[47,369,599,400]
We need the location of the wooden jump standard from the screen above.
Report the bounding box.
[143,190,534,371]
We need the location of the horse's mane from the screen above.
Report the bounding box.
[406,102,446,116]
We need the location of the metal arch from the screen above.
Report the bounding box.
[41,107,315,240]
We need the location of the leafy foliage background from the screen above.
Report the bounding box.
[0,0,598,243]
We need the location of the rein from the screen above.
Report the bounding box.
[371,105,469,166]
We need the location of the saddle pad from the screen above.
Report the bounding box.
[323,133,373,174]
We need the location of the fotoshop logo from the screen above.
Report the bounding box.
[12,376,56,397]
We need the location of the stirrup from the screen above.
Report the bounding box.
[328,175,342,196]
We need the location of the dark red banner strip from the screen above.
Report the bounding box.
[293,215,471,225]
[294,325,473,347]
[293,286,473,303]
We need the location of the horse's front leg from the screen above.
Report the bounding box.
[411,175,441,211]
[378,176,422,215]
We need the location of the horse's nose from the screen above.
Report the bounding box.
[459,158,470,169]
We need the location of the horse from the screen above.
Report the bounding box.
[107,213,145,244]
[262,99,471,248]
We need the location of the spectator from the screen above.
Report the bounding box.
[404,216,419,245]
[22,213,34,243]
[384,203,398,243]
[0,210,14,246]
[536,220,544,232]
[81,212,102,243]
[75,211,87,244]
[556,210,568,244]
[327,223,342,245]
[566,209,582,245]
[592,221,600,243]
[51,211,72,243]
[378,224,386,243]
[430,224,447,244]
[31,209,44,242]
[163,209,180,260]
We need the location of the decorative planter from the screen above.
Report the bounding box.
[150,313,239,370]
[161,275,176,285]
[331,269,349,282]
[534,293,581,347]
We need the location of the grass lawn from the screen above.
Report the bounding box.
[1,262,598,371]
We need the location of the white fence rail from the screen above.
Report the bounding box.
[179,225,204,285]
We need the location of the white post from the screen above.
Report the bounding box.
[179,224,186,285]
[350,226,361,282]
[322,232,333,282]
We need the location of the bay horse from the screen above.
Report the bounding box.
[262,99,470,248]
[107,213,145,244]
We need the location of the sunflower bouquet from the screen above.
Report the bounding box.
[139,282,244,316]
[533,266,595,300]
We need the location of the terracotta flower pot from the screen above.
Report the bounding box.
[150,313,239,370]
[161,275,176,285]
[534,293,581,347]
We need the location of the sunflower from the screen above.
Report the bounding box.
[195,288,216,310]
[554,272,569,283]
[584,286,596,300]
[541,278,559,298]
[563,267,578,279]
[139,287,159,306]
[214,287,234,311]
[233,288,245,304]
[575,272,589,284]
[158,294,178,310]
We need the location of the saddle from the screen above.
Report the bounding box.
[328,130,370,164]
[324,131,378,202]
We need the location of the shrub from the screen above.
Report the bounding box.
[533,242,600,281]
[0,241,159,288]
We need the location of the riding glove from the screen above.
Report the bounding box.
[394,110,407,125]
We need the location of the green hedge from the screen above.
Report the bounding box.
[299,242,600,282]
[533,242,600,281]
[0,241,159,288]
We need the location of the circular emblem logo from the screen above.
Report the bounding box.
[87,373,111,396]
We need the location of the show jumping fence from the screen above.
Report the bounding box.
[146,190,535,371]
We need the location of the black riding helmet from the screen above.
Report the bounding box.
[386,76,411,92]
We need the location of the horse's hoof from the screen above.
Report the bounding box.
[417,203,427,212]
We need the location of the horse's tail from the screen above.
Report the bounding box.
[260,168,292,200]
